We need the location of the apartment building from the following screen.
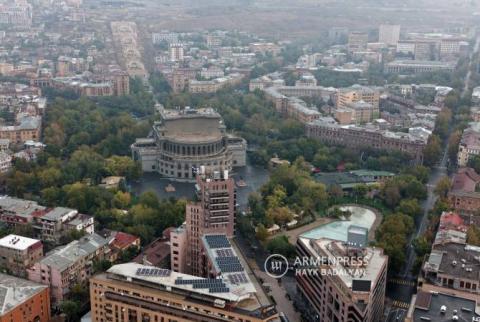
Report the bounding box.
[0,273,50,322]
[0,234,43,278]
[0,2,32,26]
[33,206,94,243]
[296,237,388,322]
[385,60,455,74]
[27,233,109,304]
[90,263,279,322]
[344,100,379,124]
[422,242,480,299]
[336,85,380,109]
[183,169,236,276]
[348,32,368,52]
[448,167,480,213]
[188,73,243,93]
[379,24,400,46]
[306,117,427,164]
[0,151,11,173]
[169,43,184,62]
[0,115,41,144]
[457,122,480,166]
[0,196,94,244]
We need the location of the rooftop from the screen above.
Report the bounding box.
[412,291,480,322]
[424,243,480,280]
[451,168,480,193]
[0,196,45,218]
[298,237,387,291]
[39,233,108,271]
[0,273,48,316]
[201,235,257,296]
[105,262,255,303]
[0,234,41,251]
[42,207,77,221]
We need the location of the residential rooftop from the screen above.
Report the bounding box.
[298,237,387,291]
[39,233,108,271]
[0,196,45,218]
[412,291,480,322]
[0,234,41,251]
[0,273,48,316]
[424,243,480,280]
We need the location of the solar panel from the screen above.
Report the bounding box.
[216,248,234,257]
[205,235,230,249]
[136,267,171,277]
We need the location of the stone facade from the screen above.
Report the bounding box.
[131,108,246,182]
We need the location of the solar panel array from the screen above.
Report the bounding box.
[216,248,234,257]
[204,235,230,249]
[228,272,249,284]
[135,267,171,277]
[174,278,230,293]
[216,256,244,273]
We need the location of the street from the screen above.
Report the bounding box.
[385,32,480,322]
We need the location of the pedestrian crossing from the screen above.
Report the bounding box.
[392,300,410,309]
[388,278,416,287]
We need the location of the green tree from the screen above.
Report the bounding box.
[466,225,480,246]
[423,135,442,167]
[255,224,269,242]
[434,176,451,198]
[397,199,423,217]
[60,300,80,322]
[266,235,296,258]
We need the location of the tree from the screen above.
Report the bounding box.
[60,300,80,322]
[266,235,296,258]
[413,236,431,257]
[93,259,112,273]
[255,224,269,242]
[353,184,368,199]
[434,176,451,198]
[397,199,422,217]
[423,135,442,167]
[467,225,480,246]
[402,165,430,184]
[266,185,287,209]
[447,130,462,164]
[113,191,131,209]
[138,191,160,209]
[328,184,344,201]
[383,185,401,207]
[467,155,480,174]
[267,207,294,226]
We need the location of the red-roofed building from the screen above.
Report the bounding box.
[439,211,468,233]
[98,229,140,262]
[133,236,170,269]
[449,167,480,213]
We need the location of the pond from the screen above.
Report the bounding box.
[300,205,377,242]
[129,162,270,211]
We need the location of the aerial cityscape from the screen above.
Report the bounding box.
[0,0,479,322]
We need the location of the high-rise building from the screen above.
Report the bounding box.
[348,32,368,52]
[177,169,236,275]
[169,43,184,62]
[379,24,400,46]
[90,263,279,322]
[296,237,388,322]
[0,273,50,322]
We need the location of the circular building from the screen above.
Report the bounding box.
[132,107,246,181]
